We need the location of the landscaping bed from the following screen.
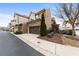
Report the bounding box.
[64,35,79,41]
[38,34,64,44]
[38,34,79,48]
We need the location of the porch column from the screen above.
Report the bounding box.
[27,25,29,33]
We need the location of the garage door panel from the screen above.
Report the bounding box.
[29,26,40,34]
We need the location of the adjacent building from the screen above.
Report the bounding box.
[9,13,29,33]
[62,20,79,35]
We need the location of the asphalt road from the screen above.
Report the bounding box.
[0,31,43,56]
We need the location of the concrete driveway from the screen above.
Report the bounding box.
[0,31,43,56]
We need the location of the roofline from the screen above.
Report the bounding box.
[14,13,29,19]
[35,9,46,15]
[35,8,50,15]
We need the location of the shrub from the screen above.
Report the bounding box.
[47,32,54,38]
[40,13,47,36]
[47,29,53,34]
[60,29,76,35]
[14,31,23,34]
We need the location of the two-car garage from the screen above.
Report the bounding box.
[27,19,41,34]
[29,26,40,34]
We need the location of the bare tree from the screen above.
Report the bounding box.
[57,3,79,36]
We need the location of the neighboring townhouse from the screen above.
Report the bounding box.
[62,22,72,30]
[9,8,55,34]
[9,20,15,32]
[9,13,29,33]
[62,20,79,35]
[62,20,79,30]
[13,13,29,33]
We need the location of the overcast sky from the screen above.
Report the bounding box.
[0,3,63,27]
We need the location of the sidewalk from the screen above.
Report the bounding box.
[12,33,79,56]
[14,33,56,56]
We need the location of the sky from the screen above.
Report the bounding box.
[0,3,62,27]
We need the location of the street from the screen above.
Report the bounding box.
[0,31,43,56]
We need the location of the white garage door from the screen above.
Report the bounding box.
[75,30,79,36]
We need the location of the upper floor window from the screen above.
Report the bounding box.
[36,15,41,19]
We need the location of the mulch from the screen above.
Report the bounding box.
[38,33,79,48]
[38,34,64,44]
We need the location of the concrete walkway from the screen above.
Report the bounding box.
[15,33,56,56]
[15,33,79,56]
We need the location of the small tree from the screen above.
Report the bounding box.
[40,13,47,36]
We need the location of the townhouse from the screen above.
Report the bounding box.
[9,13,29,33]
[9,8,55,34]
[62,20,79,35]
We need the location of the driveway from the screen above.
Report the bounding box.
[0,31,43,56]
